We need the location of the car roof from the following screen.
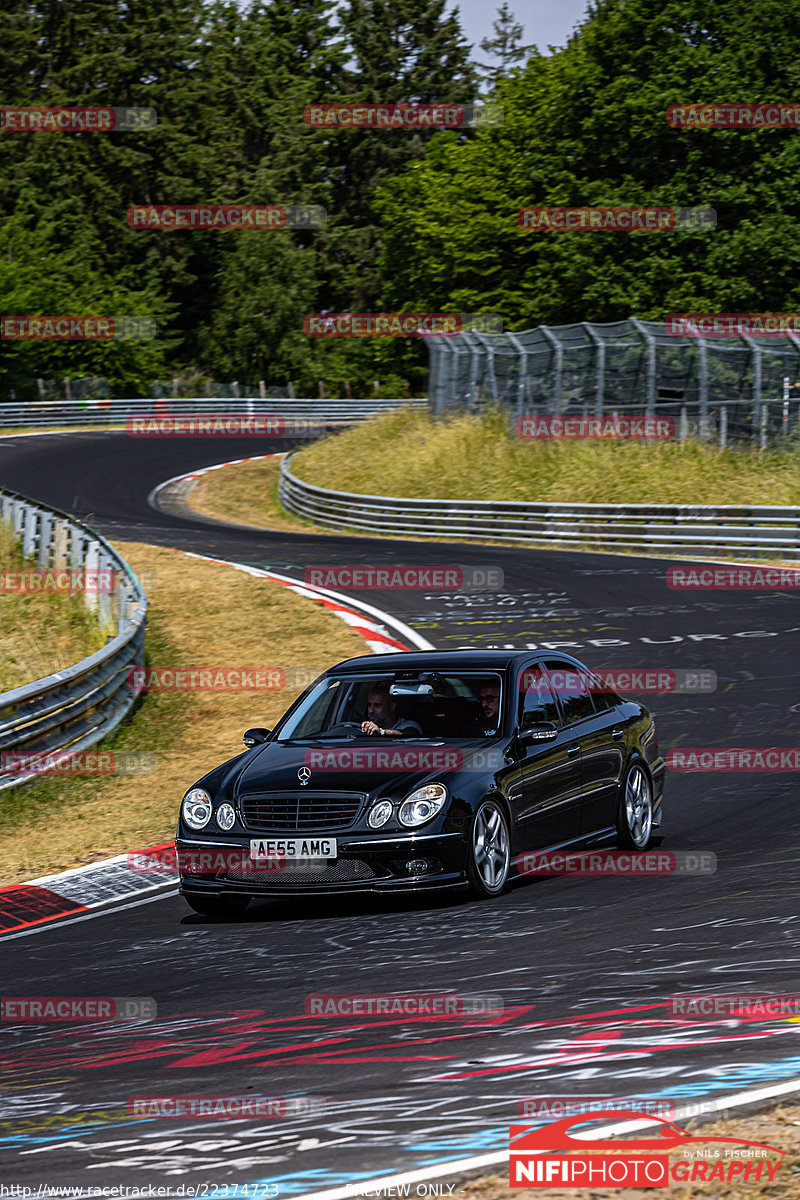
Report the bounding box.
[330,649,584,674]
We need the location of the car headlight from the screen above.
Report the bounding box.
[398,784,447,828]
[368,799,393,828]
[182,788,212,830]
[216,802,235,831]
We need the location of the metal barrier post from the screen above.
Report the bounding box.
[584,324,605,417]
[505,331,528,426]
[539,326,563,415]
[630,319,656,417]
[698,338,709,440]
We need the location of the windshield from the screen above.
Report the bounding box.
[276,672,503,742]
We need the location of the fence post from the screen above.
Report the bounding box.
[37,510,52,568]
[698,337,709,439]
[22,505,38,558]
[584,323,605,417]
[259,379,266,400]
[719,405,728,449]
[679,406,688,443]
[287,381,295,399]
[84,541,100,613]
[539,326,563,415]
[740,334,762,444]
[472,331,499,405]
[630,319,656,418]
[505,331,528,428]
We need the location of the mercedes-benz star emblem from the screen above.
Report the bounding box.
[298,766,311,785]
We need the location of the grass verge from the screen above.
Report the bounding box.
[186,454,322,534]
[0,541,368,883]
[0,525,104,692]
[287,408,800,505]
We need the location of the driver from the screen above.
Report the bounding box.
[477,680,501,733]
[361,682,423,737]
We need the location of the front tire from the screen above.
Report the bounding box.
[617,763,653,849]
[467,800,511,898]
[183,893,251,918]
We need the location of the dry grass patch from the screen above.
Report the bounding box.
[457,1101,800,1200]
[186,453,321,534]
[0,540,368,882]
[288,408,800,505]
[0,524,104,692]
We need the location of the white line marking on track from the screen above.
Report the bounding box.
[289,1076,800,1200]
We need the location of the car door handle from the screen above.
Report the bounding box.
[611,728,625,741]
[567,743,581,756]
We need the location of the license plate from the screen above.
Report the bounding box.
[250,837,337,860]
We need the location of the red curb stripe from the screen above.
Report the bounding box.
[0,885,88,931]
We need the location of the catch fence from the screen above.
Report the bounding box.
[425,318,800,447]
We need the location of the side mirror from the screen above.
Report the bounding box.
[519,721,558,745]
[243,727,270,748]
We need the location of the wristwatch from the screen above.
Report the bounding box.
[379,727,385,736]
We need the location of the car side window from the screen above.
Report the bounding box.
[517,664,561,729]
[544,661,596,724]
[586,672,616,712]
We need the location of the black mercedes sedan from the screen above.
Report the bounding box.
[176,650,665,916]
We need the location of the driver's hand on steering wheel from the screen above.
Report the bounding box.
[361,719,381,735]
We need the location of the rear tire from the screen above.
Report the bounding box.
[467,800,511,898]
[183,894,251,918]
[616,763,653,849]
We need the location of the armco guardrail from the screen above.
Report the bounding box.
[279,455,800,560]
[0,490,147,791]
[0,397,426,428]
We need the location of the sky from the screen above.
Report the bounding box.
[457,0,592,62]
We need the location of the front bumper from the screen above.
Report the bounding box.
[175,830,468,896]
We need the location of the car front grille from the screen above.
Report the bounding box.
[223,858,376,884]
[239,791,365,832]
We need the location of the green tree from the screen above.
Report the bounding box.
[377,0,800,339]
[478,2,533,90]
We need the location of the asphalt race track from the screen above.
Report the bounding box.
[1,430,799,1193]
